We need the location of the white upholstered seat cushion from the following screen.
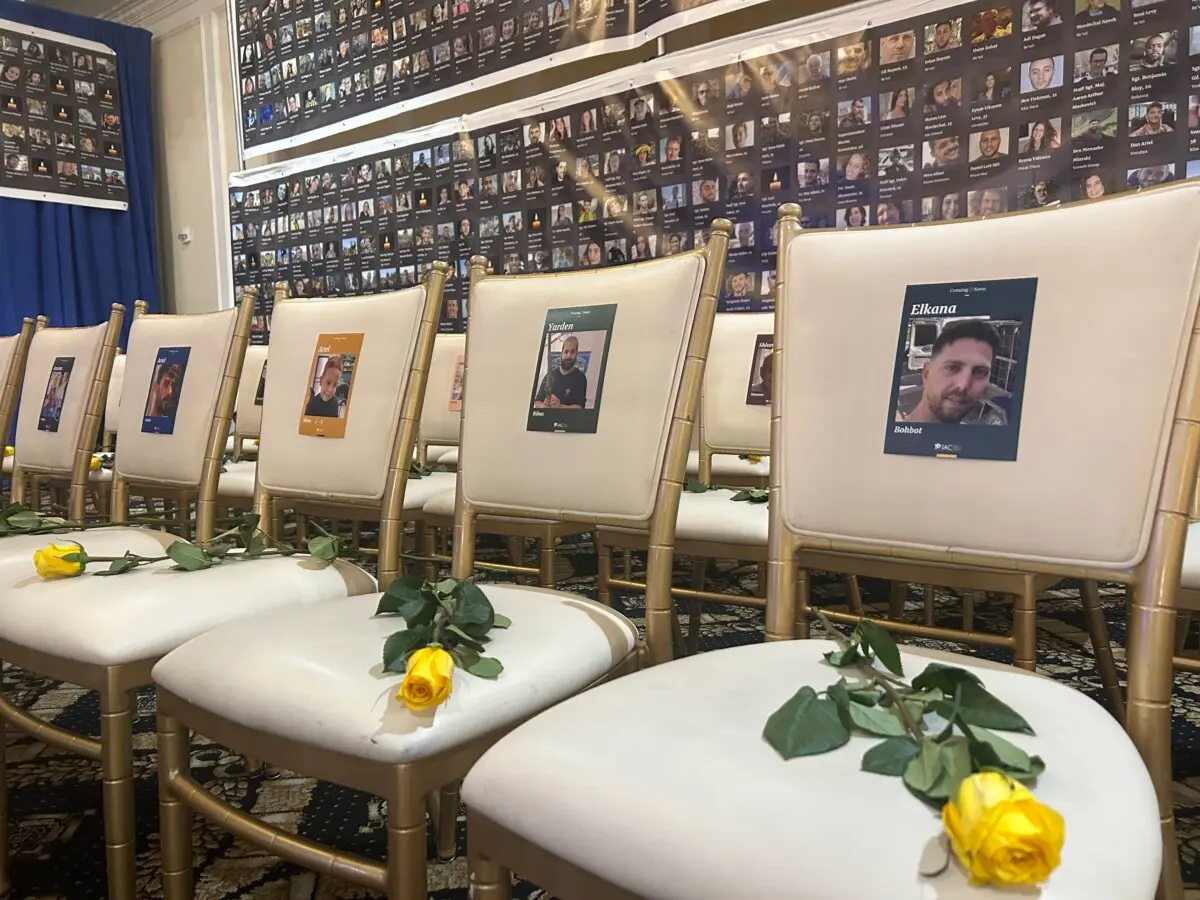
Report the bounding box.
[404,471,457,510]
[675,490,767,545]
[152,585,637,764]
[217,460,258,499]
[463,640,1160,900]
[0,545,373,667]
[428,446,458,467]
[685,450,768,480]
[0,526,179,569]
[600,490,768,547]
[2,456,12,475]
[422,488,456,518]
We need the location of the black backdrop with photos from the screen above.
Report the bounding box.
[235,0,734,153]
[230,0,1200,344]
[0,20,127,209]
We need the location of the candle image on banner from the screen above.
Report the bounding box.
[142,346,190,435]
[299,333,363,438]
[37,356,74,433]
[885,278,1036,461]
[745,333,773,406]
[527,304,616,434]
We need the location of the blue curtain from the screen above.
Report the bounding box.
[0,0,157,344]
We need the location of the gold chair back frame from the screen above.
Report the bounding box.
[767,197,1200,900]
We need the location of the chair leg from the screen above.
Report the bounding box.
[157,711,194,900]
[794,568,811,639]
[843,575,863,614]
[0,671,9,899]
[537,533,556,589]
[434,781,460,862]
[1126,577,1184,900]
[100,684,136,900]
[1174,611,1192,654]
[962,590,979,633]
[596,537,613,606]
[887,581,906,619]
[686,556,705,656]
[469,849,513,899]
[385,786,428,900]
[922,585,936,627]
[420,523,439,583]
[1011,578,1038,672]
[1079,579,1126,724]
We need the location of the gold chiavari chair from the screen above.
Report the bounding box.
[462,189,1184,900]
[0,317,38,495]
[150,229,730,899]
[8,307,123,521]
[0,287,394,899]
[418,330,594,588]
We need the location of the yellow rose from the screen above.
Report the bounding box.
[90,456,102,471]
[746,454,763,463]
[396,645,454,711]
[33,543,87,580]
[4,446,13,457]
[943,771,1065,886]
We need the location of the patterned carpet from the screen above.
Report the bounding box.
[2,533,1198,899]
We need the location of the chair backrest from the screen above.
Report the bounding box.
[13,305,124,519]
[419,332,466,461]
[453,226,731,663]
[0,318,36,451]
[771,184,1200,579]
[235,345,270,441]
[104,353,127,439]
[255,268,448,587]
[698,312,773,477]
[112,302,251,515]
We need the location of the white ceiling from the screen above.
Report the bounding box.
[27,0,217,31]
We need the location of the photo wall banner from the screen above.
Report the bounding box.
[229,0,1200,344]
[233,0,763,158]
[0,19,127,211]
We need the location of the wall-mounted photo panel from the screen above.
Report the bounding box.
[745,332,772,405]
[0,19,126,209]
[527,303,616,434]
[141,346,190,435]
[230,0,1200,343]
[37,355,74,433]
[885,278,1037,461]
[231,0,760,158]
[299,332,363,438]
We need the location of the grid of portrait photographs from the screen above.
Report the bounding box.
[230,0,1200,343]
[0,25,126,206]
[745,332,772,405]
[886,277,1036,461]
[235,0,729,151]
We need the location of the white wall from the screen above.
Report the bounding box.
[152,2,237,314]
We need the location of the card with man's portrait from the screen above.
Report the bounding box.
[886,279,1036,461]
[37,356,75,434]
[142,346,191,435]
[527,304,616,434]
[746,334,773,406]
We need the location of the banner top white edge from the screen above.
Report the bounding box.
[0,185,128,211]
[0,17,116,58]
[229,0,964,189]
